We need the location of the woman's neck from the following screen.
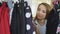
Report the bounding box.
[38,19,45,26]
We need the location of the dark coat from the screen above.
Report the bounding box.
[10,2,25,34]
[46,9,59,34]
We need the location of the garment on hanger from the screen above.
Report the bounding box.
[7,0,14,25]
[10,2,20,34]
[0,2,10,34]
[56,1,60,34]
[24,2,35,34]
[10,2,25,34]
[46,1,60,34]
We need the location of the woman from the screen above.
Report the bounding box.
[33,3,51,34]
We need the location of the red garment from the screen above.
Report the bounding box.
[52,1,57,5]
[0,2,10,34]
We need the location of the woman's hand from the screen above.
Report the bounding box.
[33,23,40,34]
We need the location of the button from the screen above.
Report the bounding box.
[26,24,31,30]
[25,12,31,18]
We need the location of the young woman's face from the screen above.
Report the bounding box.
[36,5,47,20]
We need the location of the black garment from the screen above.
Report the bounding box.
[46,9,59,34]
[10,2,25,34]
[46,3,60,34]
[24,2,35,34]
